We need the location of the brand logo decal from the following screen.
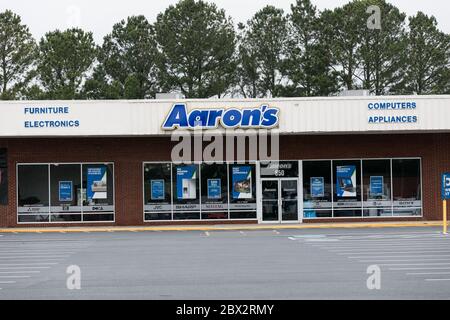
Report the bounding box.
[162,104,279,130]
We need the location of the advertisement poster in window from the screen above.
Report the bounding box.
[232,166,252,199]
[151,180,165,200]
[207,179,221,199]
[370,176,384,197]
[336,165,357,198]
[59,181,73,202]
[311,177,324,198]
[87,166,107,201]
[176,165,197,200]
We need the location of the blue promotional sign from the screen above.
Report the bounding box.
[59,181,73,202]
[207,179,221,199]
[370,176,384,197]
[311,177,324,198]
[87,166,107,201]
[232,166,252,199]
[176,165,198,200]
[151,180,165,200]
[336,165,357,198]
[442,173,450,200]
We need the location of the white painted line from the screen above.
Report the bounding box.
[273,230,280,235]
[0,271,41,274]
[323,239,449,244]
[330,247,450,252]
[359,258,450,263]
[407,272,450,275]
[425,279,450,281]
[0,281,16,284]
[0,256,69,259]
[349,255,450,259]
[0,267,51,270]
[0,275,31,279]
[317,243,450,249]
[317,245,450,250]
[240,231,246,236]
[380,262,450,266]
[390,267,450,271]
[205,232,210,237]
[0,263,58,266]
[337,250,450,255]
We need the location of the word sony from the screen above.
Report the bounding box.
[162,104,279,130]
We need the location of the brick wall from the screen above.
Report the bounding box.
[0,133,448,228]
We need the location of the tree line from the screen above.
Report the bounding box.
[0,0,449,100]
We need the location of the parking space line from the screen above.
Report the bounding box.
[425,279,450,281]
[337,250,450,255]
[390,267,450,271]
[350,254,450,258]
[0,275,31,279]
[359,258,450,263]
[0,267,51,270]
[0,255,69,259]
[0,281,16,284]
[379,262,450,266]
[0,263,58,266]
[407,272,450,275]
[0,271,41,274]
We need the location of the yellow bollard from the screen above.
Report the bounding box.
[444,200,448,235]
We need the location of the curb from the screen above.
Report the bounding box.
[0,221,446,234]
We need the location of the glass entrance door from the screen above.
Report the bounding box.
[262,180,279,222]
[261,179,299,223]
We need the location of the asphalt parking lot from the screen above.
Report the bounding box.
[0,227,449,300]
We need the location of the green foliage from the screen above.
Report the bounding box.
[88,15,159,99]
[0,10,37,100]
[1,1,450,100]
[36,28,97,100]
[154,0,236,98]
[282,0,339,97]
[401,12,450,94]
[237,6,288,98]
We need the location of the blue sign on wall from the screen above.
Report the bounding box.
[176,165,198,200]
[311,177,324,198]
[232,166,252,199]
[442,173,450,200]
[336,165,357,198]
[370,176,384,197]
[207,179,221,199]
[151,180,165,200]
[59,181,73,202]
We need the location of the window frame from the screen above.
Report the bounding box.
[143,161,258,222]
[16,162,115,224]
[302,157,423,220]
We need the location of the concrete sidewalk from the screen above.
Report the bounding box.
[0,221,446,233]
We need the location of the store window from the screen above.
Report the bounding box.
[50,164,82,222]
[363,160,392,217]
[144,162,256,221]
[229,164,257,219]
[17,163,114,223]
[333,160,362,217]
[0,148,7,205]
[18,165,50,223]
[173,163,201,220]
[201,163,228,220]
[82,164,115,222]
[144,163,172,221]
[392,159,422,216]
[303,161,332,218]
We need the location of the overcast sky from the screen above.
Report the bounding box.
[2,0,449,43]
